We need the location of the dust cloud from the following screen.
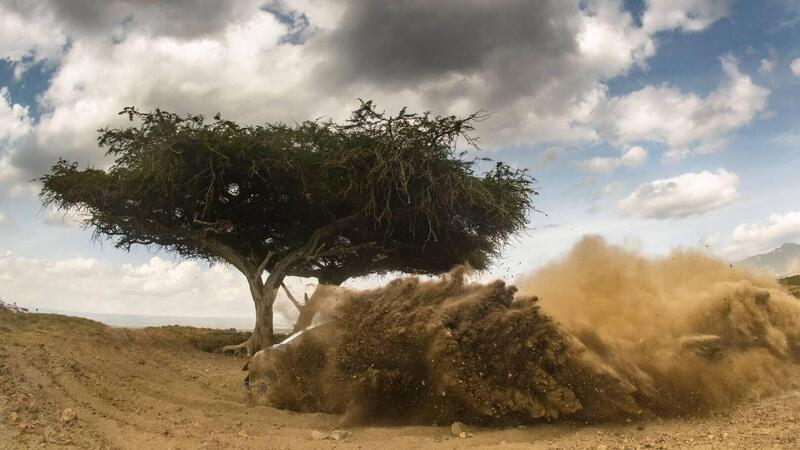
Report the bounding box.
[517,236,800,418]
[262,236,800,425]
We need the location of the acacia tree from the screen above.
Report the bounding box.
[40,102,535,355]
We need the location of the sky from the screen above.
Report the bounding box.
[1,0,799,328]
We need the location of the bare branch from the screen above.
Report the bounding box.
[193,218,233,234]
[281,282,303,311]
[256,251,275,277]
[202,238,256,276]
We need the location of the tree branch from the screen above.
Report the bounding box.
[202,237,256,276]
[256,251,275,277]
[193,218,233,235]
[260,214,362,296]
[281,282,303,311]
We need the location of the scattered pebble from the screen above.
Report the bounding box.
[330,430,350,441]
[60,408,77,424]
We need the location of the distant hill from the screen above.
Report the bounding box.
[736,243,800,277]
[779,275,800,299]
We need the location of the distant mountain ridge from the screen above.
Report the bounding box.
[736,242,800,277]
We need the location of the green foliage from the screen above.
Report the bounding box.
[40,101,535,281]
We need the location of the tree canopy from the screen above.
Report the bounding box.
[40,101,536,353]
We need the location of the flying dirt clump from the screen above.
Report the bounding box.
[266,266,593,424]
[261,237,800,424]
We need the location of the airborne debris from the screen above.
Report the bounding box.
[258,237,800,425]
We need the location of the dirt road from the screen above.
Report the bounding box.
[2,311,799,449]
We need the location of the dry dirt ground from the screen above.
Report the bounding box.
[2,311,800,450]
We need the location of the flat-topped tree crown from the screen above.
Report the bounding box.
[40,101,536,353]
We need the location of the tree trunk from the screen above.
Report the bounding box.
[223,276,278,356]
[291,276,346,333]
[247,296,274,355]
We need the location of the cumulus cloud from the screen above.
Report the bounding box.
[0,251,316,327]
[641,0,730,33]
[0,0,742,196]
[732,212,800,253]
[0,88,32,140]
[792,58,800,77]
[591,56,768,162]
[0,1,66,64]
[618,168,739,219]
[759,56,776,75]
[0,88,35,197]
[576,145,648,173]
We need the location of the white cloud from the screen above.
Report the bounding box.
[577,156,618,173]
[759,57,775,75]
[0,212,9,226]
[0,88,35,198]
[603,181,623,196]
[591,56,768,162]
[792,58,800,77]
[576,145,648,173]
[618,168,738,219]
[642,0,730,33]
[0,2,66,64]
[732,211,800,252]
[0,0,739,196]
[0,88,32,141]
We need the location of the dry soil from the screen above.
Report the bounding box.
[2,311,800,449]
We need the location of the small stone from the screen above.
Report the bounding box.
[330,430,350,441]
[60,408,77,423]
[451,422,465,436]
[637,424,645,431]
[8,412,18,423]
[238,429,248,438]
[311,430,328,440]
[459,432,467,439]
